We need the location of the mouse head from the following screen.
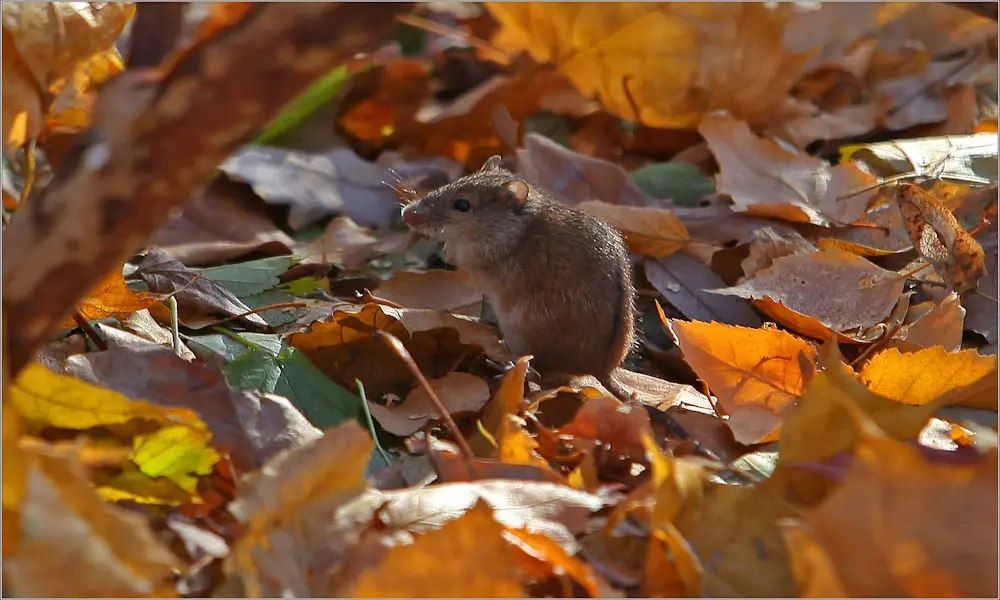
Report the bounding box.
[400,155,532,245]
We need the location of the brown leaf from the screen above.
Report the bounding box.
[505,526,604,597]
[896,183,986,293]
[376,269,483,316]
[963,232,997,351]
[666,317,818,445]
[886,292,966,352]
[137,248,269,330]
[4,441,180,597]
[149,177,295,266]
[700,113,875,226]
[646,253,763,328]
[559,396,653,450]
[741,227,818,279]
[349,501,524,597]
[289,302,508,402]
[517,132,656,208]
[713,247,908,336]
[367,372,490,437]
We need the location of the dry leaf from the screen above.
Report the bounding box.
[376,269,483,317]
[349,501,524,597]
[59,266,160,330]
[795,415,998,597]
[896,183,986,293]
[367,372,490,437]
[886,292,966,352]
[700,113,875,226]
[646,253,763,328]
[2,2,133,149]
[577,201,690,258]
[4,441,180,597]
[860,347,997,411]
[665,316,817,445]
[713,247,908,336]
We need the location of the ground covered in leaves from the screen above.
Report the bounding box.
[2,2,998,598]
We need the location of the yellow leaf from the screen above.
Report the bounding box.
[9,362,200,431]
[2,400,26,558]
[133,425,220,493]
[60,267,161,330]
[497,415,551,471]
[487,3,813,129]
[860,347,998,410]
[577,201,690,258]
[664,315,817,444]
[3,441,180,597]
[349,501,524,597]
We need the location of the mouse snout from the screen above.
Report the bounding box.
[401,203,429,227]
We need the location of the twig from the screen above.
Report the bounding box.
[197,302,307,328]
[357,289,405,310]
[19,140,37,207]
[395,13,510,65]
[211,326,268,353]
[72,312,108,352]
[374,330,475,464]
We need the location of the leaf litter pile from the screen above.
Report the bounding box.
[2,2,999,597]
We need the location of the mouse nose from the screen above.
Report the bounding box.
[401,204,428,227]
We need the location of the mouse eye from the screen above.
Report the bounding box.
[452,198,471,212]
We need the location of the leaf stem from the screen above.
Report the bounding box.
[211,326,268,353]
[356,379,393,467]
[168,296,181,358]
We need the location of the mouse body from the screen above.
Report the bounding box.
[400,156,637,401]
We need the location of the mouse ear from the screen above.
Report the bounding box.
[501,179,529,207]
[480,155,504,172]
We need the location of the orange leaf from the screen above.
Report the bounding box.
[859,347,997,410]
[349,501,524,597]
[60,268,159,329]
[665,315,817,445]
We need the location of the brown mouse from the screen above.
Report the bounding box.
[400,155,637,402]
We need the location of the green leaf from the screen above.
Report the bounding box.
[185,331,283,362]
[240,288,305,328]
[840,133,998,183]
[253,66,350,145]
[194,256,296,298]
[279,276,327,296]
[629,162,715,207]
[223,347,361,428]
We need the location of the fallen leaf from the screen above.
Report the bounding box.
[137,248,269,329]
[349,501,524,597]
[516,132,656,208]
[296,215,379,271]
[963,233,997,351]
[470,355,531,457]
[646,253,763,328]
[498,415,552,471]
[487,3,868,130]
[149,177,295,266]
[59,266,160,330]
[795,411,998,597]
[4,441,180,597]
[817,201,914,257]
[673,482,797,597]
[376,269,483,316]
[559,396,653,450]
[896,183,986,293]
[700,113,875,226]
[860,347,997,411]
[577,200,690,258]
[666,317,817,445]
[2,2,133,149]
[886,292,966,352]
[223,346,361,429]
[741,227,818,279]
[65,341,322,471]
[713,247,908,336]
[504,526,603,597]
[367,372,490,436]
